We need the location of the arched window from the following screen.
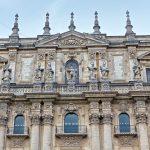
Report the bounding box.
[65,59,79,84]
[119,113,130,133]
[64,113,78,133]
[14,115,25,134]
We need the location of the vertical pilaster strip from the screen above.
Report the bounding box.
[135,99,149,150]
[101,99,113,150]
[0,116,8,150]
[89,101,100,150]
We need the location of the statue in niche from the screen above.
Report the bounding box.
[45,62,54,82]
[2,63,11,83]
[100,61,109,79]
[133,60,142,80]
[66,65,77,82]
[88,62,97,80]
[34,63,43,82]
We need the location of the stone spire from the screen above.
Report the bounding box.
[11,14,19,37]
[125,10,135,36]
[43,12,51,35]
[68,12,76,31]
[93,11,100,34]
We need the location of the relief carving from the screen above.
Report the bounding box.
[89,113,100,124]
[136,113,148,124]
[60,38,84,46]
[65,103,78,113]
[13,103,25,114]
[11,137,26,148]
[119,136,133,147]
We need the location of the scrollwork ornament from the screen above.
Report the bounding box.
[0,115,8,126]
[42,114,53,125]
[65,103,78,113]
[101,113,113,124]
[30,115,41,125]
[89,113,100,124]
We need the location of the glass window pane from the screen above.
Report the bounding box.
[64,113,78,133]
[14,115,24,134]
[146,68,150,82]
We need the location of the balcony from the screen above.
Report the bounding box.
[6,126,29,138]
[55,125,87,138]
[114,125,137,136]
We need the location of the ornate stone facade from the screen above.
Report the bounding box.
[0,11,150,150]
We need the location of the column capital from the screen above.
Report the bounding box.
[0,115,8,126]
[30,114,41,125]
[136,113,148,124]
[42,114,53,125]
[89,113,100,124]
[101,113,113,124]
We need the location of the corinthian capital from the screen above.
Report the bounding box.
[101,113,113,124]
[0,115,8,126]
[89,113,100,124]
[30,114,41,125]
[42,114,53,125]
[136,113,148,124]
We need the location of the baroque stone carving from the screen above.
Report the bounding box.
[100,61,109,79]
[34,63,44,82]
[100,80,110,91]
[42,114,53,125]
[30,114,41,125]
[48,51,56,60]
[101,114,113,124]
[99,51,106,59]
[134,81,143,90]
[13,103,25,114]
[89,82,98,91]
[38,53,45,60]
[136,113,148,124]
[45,62,54,82]
[65,103,78,113]
[61,136,82,146]
[128,47,137,59]
[89,102,99,109]
[88,52,96,60]
[0,115,8,126]
[88,62,97,81]
[66,65,77,82]
[11,137,26,148]
[119,101,128,112]
[119,136,133,147]
[9,52,17,61]
[60,38,84,46]
[133,60,142,80]
[2,63,11,83]
[89,113,100,124]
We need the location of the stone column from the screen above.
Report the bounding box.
[42,114,53,150]
[135,99,149,150]
[30,102,41,150]
[101,99,113,150]
[0,116,7,150]
[30,115,40,150]
[42,101,54,150]
[89,101,100,150]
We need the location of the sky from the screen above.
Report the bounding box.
[0,0,150,38]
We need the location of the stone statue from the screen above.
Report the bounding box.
[88,62,97,80]
[66,65,77,82]
[34,63,43,82]
[100,61,109,79]
[46,62,54,82]
[2,63,11,83]
[133,60,142,80]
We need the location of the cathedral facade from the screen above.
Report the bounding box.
[0,11,150,150]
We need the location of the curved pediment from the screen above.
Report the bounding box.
[35,31,109,48]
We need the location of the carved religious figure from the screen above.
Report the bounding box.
[34,63,43,82]
[66,65,77,82]
[45,62,54,82]
[133,60,142,80]
[100,61,109,79]
[2,63,11,83]
[88,62,97,80]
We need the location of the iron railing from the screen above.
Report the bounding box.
[114,125,137,135]
[56,125,87,135]
[7,126,29,136]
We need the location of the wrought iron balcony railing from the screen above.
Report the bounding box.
[7,126,29,137]
[114,125,137,136]
[56,125,87,137]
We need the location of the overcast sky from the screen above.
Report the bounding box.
[0,0,150,38]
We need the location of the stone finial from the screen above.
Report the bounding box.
[125,10,135,36]
[43,12,51,35]
[11,14,19,36]
[68,12,76,31]
[93,11,100,34]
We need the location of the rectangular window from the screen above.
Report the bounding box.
[146,68,150,82]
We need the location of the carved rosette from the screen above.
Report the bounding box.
[11,137,26,148]
[30,115,41,125]
[119,135,133,147]
[9,51,17,61]
[89,113,100,124]
[101,114,113,124]
[42,114,53,125]
[0,115,8,126]
[38,53,45,61]
[136,113,148,124]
